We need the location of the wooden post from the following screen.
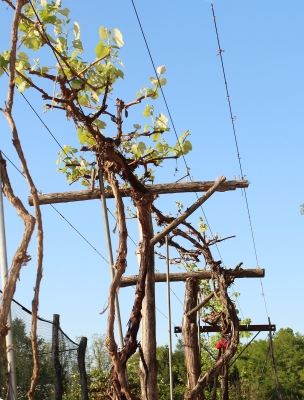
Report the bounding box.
[52,314,63,400]
[182,278,202,399]
[139,213,158,400]
[77,337,89,400]
[212,350,221,400]
[221,353,229,400]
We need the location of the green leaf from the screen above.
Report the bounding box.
[72,39,83,53]
[99,26,108,41]
[16,59,30,71]
[95,42,108,58]
[2,51,10,61]
[198,217,208,233]
[144,123,149,132]
[45,33,57,44]
[116,69,124,79]
[18,52,29,61]
[81,180,89,186]
[150,77,158,86]
[17,81,27,93]
[41,66,49,74]
[0,55,9,69]
[131,143,138,155]
[41,0,47,6]
[94,119,106,129]
[137,141,146,155]
[14,76,24,85]
[73,22,80,40]
[133,124,141,130]
[90,90,99,104]
[182,140,192,154]
[152,132,161,142]
[54,19,63,35]
[24,4,35,18]
[149,88,159,100]
[156,142,164,152]
[150,76,166,87]
[143,104,153,117]
[78,93,90,106]
[57,36,67,52]
[58,8,70,18]
[39,9,56,24]
[157,65,166,75]
[70,79,84,89]
[78,128,96,146]
[113,28,124,47]
[69,50,78,60]
[116,57,124,68]
[155,113,168,129]
[158,77,167,86]
[78,127,85,144]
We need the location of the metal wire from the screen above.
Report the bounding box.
[211,4,270,320]
[0,151,109,264]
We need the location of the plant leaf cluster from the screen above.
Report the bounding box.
[0,0,193,186]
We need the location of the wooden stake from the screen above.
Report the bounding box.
[182,278,202,398]
[139,213,158,400]
[52,314,63,400]
[151,176,226,245]
[77,337,89,400]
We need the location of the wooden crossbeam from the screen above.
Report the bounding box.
[120,269,264,288]
[174,324,276,333]
[28,180,249,206]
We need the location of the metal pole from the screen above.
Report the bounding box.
[0,164,17,400]
[166,236,174,400]
[97,165,124,351]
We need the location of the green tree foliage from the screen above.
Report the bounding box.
[3,324,303,400]
[156,342,188,400]
[0,0,193,188]
[230,328,304,400]
[0,318,54,399]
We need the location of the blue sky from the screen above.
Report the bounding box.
[0,0,303,349]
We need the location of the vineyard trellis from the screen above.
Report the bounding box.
[0,1,278,399]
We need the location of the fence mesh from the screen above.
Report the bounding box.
[0,292,82,399]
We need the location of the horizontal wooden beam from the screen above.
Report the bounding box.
[120,268,264,288]
[28,179,249,206]
[174,324,276,333]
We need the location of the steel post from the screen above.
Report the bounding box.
[166,236,174,400]
[97,166,124,350]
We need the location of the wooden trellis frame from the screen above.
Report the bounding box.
[29,177,254,399]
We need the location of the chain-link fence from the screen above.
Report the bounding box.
[0,292,88,399]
